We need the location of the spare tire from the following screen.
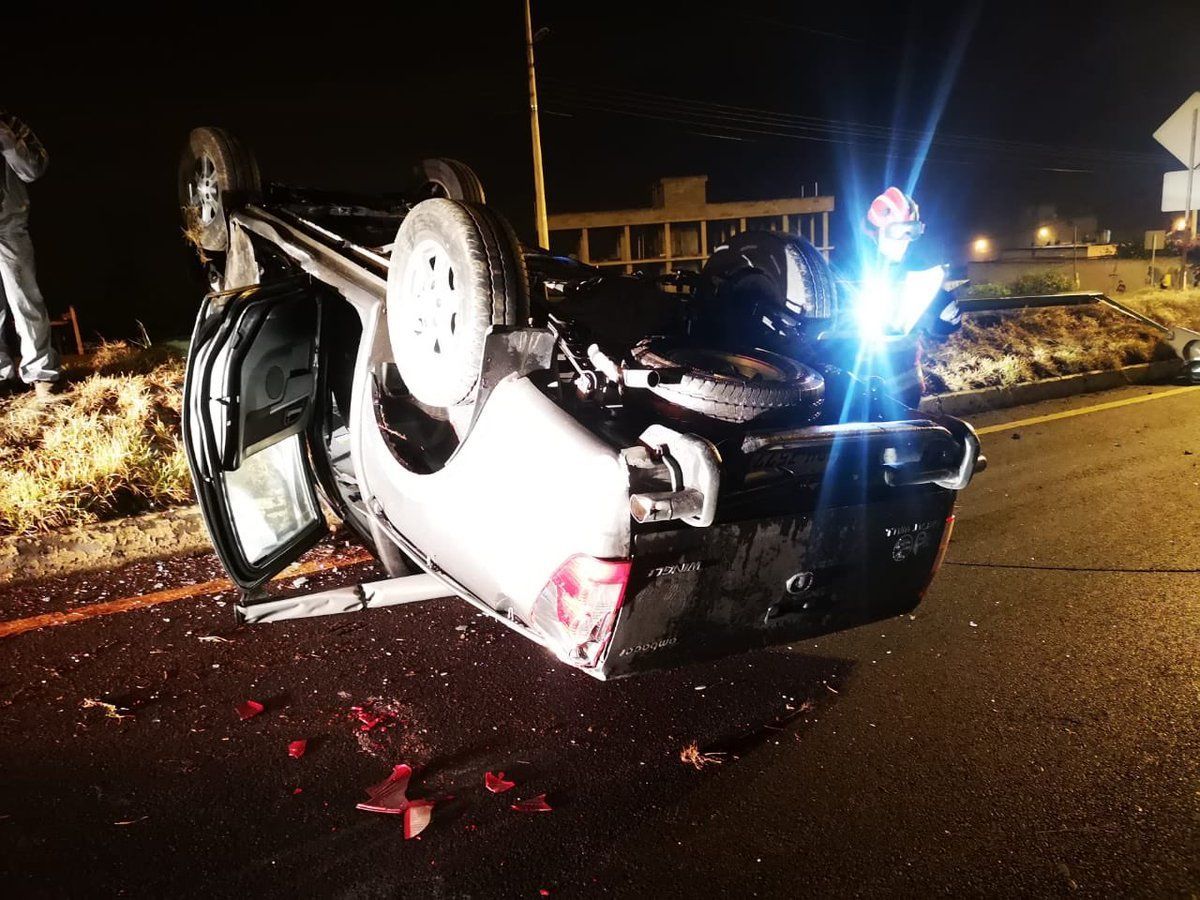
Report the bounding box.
[413,158,487,204]
[702,231,837,319]
[178,126,261,253]
[631,337,823,424]
[387,199,529,408]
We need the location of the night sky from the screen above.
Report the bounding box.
[6,2,1197,340]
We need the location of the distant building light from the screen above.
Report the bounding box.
[972,237,990,255]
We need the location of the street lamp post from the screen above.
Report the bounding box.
[524,0,550,249]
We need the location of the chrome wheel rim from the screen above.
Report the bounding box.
[190,154,220,225]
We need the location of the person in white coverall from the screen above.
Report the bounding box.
[0,111,59,398]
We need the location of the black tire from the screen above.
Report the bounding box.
[386,199,529,407]
[413,158,487,204]
[702,231,837,319]
[178,126,261,253]
[631,337,824,424]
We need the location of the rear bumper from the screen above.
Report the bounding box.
[600,489,957,679]
[594,414,982,679]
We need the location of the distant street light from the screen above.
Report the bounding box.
[973,237,990,255]
[1036,226,1052,243]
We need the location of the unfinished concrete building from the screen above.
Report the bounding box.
[547,175,835,275]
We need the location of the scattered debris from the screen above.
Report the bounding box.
[113,816,148,826]
[345,699,414,759]
[485,771,516,794]
[679,742,726,770]
[81,698,133,721]
[351,705,391,732]
[236,700,265,720]
[510,793,553,813]
[357,764,414,815]
[404,801,435,839]
[357,764,436,838]
[969,621,978,628]
[198,635,232,644]
[288,740,308,759]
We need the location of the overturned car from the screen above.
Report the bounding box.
[178,126,983,680]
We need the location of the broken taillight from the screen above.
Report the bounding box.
[532,554,631,667]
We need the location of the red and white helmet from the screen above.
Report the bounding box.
[867,187,924,263]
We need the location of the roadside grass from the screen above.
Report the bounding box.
[923,287,1200,393]
[0,342,191,536]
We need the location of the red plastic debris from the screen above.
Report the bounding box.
[351,705,389,731]
[356,764,437,837]
[510,793,552,813]
[357,764,414,814]
[292,788,303,795]
[485,771,516,794]
[404,800,435,839]
[288,740,308,759]
[236,700,264,720]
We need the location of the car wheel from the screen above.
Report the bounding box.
[631,337,824,424]
[386,199,529,408]
[413,158,487,204]
[702,231,837,319]
[178,126,261,253]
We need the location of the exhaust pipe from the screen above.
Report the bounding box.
[629,488,705,523]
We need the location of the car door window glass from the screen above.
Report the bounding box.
[223,435,320,565]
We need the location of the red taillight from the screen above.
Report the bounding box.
[533,555,631,667]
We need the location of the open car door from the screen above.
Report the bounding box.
[183,278,325,591]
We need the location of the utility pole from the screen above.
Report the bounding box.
[524,0,549,249]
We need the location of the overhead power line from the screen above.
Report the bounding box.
[541,79,1161,171]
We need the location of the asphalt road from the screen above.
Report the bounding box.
[1,384,1197,898]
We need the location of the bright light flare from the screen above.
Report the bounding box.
[852,265,946,341]
[1037,225,1052,242]
[972,237,990,255]
[1174,216,1188,232]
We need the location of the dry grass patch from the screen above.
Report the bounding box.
[924,287,1200,393]
[0,342,191,536]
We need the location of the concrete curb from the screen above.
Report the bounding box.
[0,506,209,588]
[918,359,1182,418]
